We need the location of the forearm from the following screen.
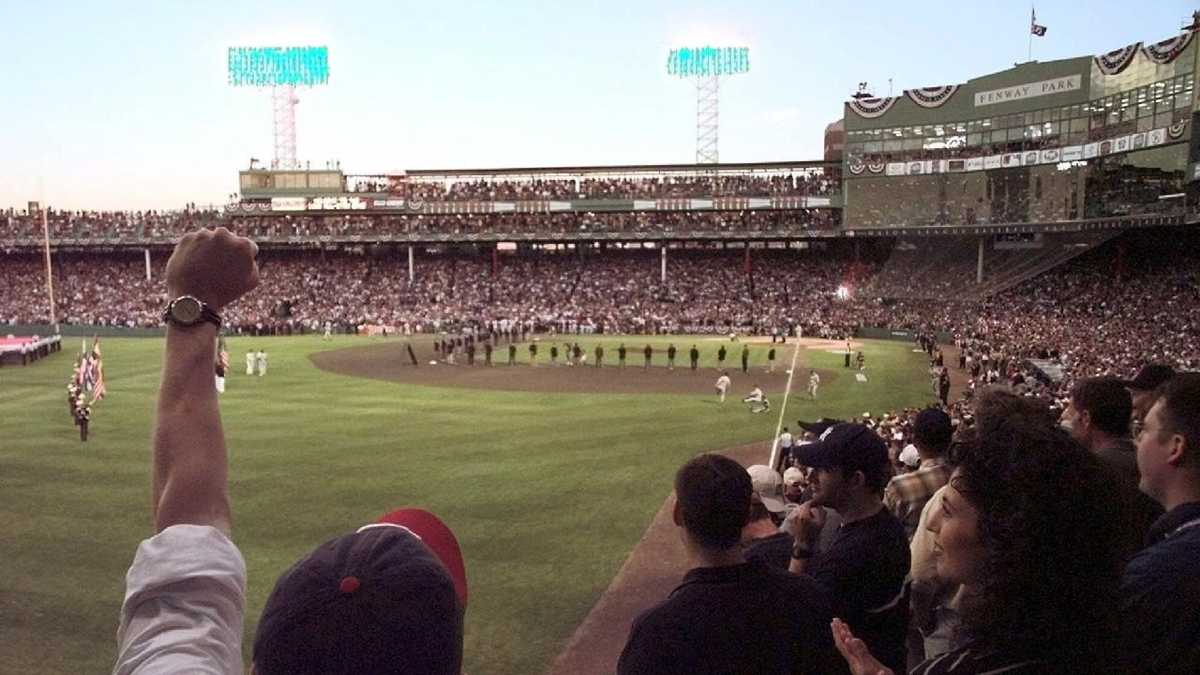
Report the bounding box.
[153,324,230,533]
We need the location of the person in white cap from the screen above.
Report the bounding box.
[742,465,793,570]
[783,466,808,504]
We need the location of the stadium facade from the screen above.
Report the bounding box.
[842,28,1197,230]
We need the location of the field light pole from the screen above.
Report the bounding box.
[228,46,330,170]
[667,46,750,163]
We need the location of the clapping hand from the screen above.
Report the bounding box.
[832,618,894,675]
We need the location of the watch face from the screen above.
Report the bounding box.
[171,296,202,324]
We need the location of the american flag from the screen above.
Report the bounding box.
[1031,8,1047,36]
[217,336,230,372]
[89,337,106,403]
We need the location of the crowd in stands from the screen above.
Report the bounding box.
[348,170,841,200]
[0,207,839,240]
[3,229,1198,399]
[0,249,869,336]
[0,205,222,240]
[229,208,840,239]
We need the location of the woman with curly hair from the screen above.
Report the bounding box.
[834,391,1126,674]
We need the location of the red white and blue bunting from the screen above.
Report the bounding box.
[847,96,897,119]
[1094,42,1141,75]
[847,159,866,175]
[866,160,886,174]
[905,85,959,109]
[1168,119,1188,140]
[1142,32,1195,64]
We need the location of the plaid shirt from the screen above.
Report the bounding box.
[884,459,951,540]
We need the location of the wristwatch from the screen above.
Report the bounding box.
[163,295,222,329]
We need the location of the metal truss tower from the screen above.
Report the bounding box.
[695,74,720,164]
[667,46,749,165]
[272,85,299,169]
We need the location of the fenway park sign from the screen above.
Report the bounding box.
[974,74,1081,107]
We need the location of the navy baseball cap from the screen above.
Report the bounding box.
[794,423,889,472]
[253,508,467,675]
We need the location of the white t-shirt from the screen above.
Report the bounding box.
[779,431,794,449]
[716,375,731,391]
[114,525,246,675]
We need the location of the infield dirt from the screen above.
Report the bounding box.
[310,337,859,396]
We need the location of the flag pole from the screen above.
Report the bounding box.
[1028,6,1034,62]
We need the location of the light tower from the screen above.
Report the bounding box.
[228,46,329,169]
[667,46,750,163]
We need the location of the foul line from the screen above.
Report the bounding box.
[767,331,803,469]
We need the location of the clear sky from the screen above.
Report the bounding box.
[0,0,1193,210]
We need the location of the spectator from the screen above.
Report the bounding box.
[114,227,260,673]
[783,465,808,504]
[252,509,468,675]
[1122,363,1176,426]
[1062,376,1162,556]
[789,423,911,674]
[741,464,794,570]
[883,408,953,541]
[618,453,837,675]
[835,392,1127,675]
[1120,373,1200,675]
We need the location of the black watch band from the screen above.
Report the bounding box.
[791,543,814,560]
[198,304,222,328]
[163,295,223,329]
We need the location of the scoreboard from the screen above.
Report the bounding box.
[239,170,344,197]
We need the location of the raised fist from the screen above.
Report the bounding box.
[165,227,259,311]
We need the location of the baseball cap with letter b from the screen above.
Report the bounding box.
[252,508,468,675]
[794,423,889,474]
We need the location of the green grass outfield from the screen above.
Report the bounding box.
[1,334,936,674]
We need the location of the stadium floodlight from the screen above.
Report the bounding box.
[228,46,330,170]
[667,47,750,163]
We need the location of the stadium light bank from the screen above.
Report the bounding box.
[228,46,330,171]
[666,46,750,164]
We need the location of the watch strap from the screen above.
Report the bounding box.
[199,304,223,328]
[163,296,223,329]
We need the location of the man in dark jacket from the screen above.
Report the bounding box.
[619,454,836,675]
